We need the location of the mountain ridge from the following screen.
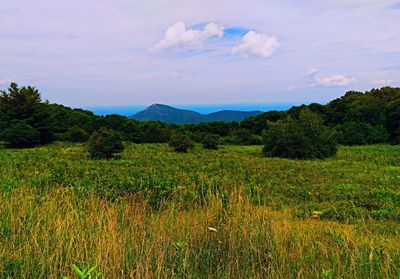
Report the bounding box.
[131,104,263,124]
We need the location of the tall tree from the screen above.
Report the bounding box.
[0,83,51,144]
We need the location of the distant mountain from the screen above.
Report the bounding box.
[131,104,263,124]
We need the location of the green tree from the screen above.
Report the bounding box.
[87,128,124,159]
[263,109,337,159]
[385,97,400,143]
[337,122,389,145]
[169,133,195,153]
[0,83,43,119]
[1,120,40,148]
[0,83,52,144]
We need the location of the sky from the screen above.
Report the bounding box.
[0,0,399,108]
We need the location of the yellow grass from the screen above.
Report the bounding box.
[1,187,399,278]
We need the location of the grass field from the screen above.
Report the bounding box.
[1,143,399,278]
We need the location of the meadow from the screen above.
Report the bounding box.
[0,143,399,278]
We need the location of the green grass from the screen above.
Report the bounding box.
[0,143,399,278]
[1,143,399,222]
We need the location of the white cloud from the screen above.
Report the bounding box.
[287,85,297,91]
[232,31,279,58]
[306,68,356,86]
[314,75,356,86]
[371,79,393,86]
[150,21,224,52]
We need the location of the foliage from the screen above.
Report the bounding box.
[243,87,400,144]
[63,264,102,279]
[221,129,263,145]
[138,121,171,143]
[169,133,195,153]
[185,121,239,137]
[393,127,400,144]
[87,128,124,159]
[1,120,40,148]
[0,83,51,145]
[337,122,389,145]
[0,82,43,120]
[202,134,219,150]
[61,125,89,142]
[240,110,287,134]
[324,87,400,142]
[263,109,338,159]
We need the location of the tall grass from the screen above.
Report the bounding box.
[1,187,399,278]
[0,143,399,277]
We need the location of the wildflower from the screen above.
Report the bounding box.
[311,211,322,218]
[208,227,218,232]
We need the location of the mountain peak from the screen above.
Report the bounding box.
[141,103,174,113]
[146,103,169,109]
[131,104,262,124]
[149,103,168,108]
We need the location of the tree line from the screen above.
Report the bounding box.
[0,83,399,159]
[243,87,400,145]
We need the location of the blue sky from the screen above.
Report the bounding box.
[0,0,399,107]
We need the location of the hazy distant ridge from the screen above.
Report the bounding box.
[131,104,262,124]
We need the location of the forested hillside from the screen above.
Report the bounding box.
[243,87,400,145]
[1,83,399,148]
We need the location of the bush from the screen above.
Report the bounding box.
[169,133,195,153]
[337,122,389,145]
[202,134,219,150]
[1,120,40,148]
[63,125,89,142]
[263,109,337,159]
[87,128,124,159]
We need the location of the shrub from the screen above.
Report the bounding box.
[262,109,337,159]
[87,128,124,159]
[202,134,219,150]
[169,133,194,153]
[63,125,89,142]
[1,120,40,148]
